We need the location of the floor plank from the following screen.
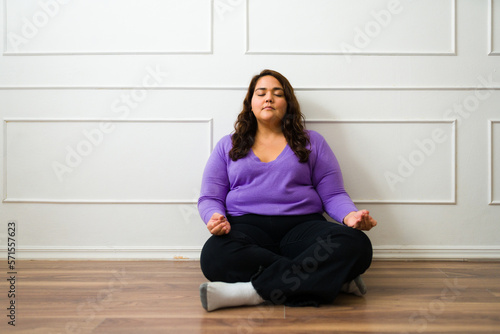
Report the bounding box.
[1,260,499,333]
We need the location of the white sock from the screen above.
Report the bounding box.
[200,281,265,312]
[341,276,367,297]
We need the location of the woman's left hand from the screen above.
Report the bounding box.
[343,210,377,231]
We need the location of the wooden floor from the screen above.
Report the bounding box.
[1,260,500,334]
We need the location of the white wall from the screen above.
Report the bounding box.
[0,0,499,260]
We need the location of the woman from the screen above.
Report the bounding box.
[198,69,377,311]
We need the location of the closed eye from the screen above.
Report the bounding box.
[255,87,284,97]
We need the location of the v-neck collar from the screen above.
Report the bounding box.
[249,144,290,164]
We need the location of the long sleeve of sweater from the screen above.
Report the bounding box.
[197,136,231,224]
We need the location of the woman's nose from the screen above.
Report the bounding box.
[265,92,273,102]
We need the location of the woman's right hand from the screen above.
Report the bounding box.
[207,213,231,236]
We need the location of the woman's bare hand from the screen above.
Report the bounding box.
[207,213,231,236]
[343,210,377,231]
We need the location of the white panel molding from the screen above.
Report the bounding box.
[3,118,213,204]
[2,117,459,205]
[2,0,7,51]
[245,0,456,56]
[4,245,500,260]
[1,86,500,91]
[489,0,500,55]
[2,0,213,56]
[307,119,457,205]
[2,199,202,204]
[489,120,500,204]
[2,51,214,57]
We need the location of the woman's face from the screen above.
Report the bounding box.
[251,75,287,129]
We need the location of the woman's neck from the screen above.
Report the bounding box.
[255,124,283,141]
[252,126,287,163]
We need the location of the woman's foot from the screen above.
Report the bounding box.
[341,276,367,297]
[200,281,265,311]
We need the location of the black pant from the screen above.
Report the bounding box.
[200,214,373,307]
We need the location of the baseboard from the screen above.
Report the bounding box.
[7,246,203,260]
[3,246,500,260]
[373,246,500,260]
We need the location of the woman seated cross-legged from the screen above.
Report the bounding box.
[197,69,377,311]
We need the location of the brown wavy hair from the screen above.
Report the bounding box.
[229,69,310,162]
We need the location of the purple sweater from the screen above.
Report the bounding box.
[198,130,357,224]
